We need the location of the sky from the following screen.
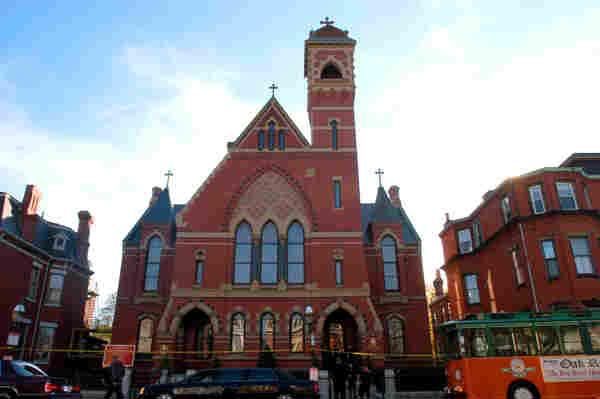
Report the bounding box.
[1,1,600,307]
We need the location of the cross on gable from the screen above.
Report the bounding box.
[320,17,335,26]
[269,82,278,97]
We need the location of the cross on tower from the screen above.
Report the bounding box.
[375,168,384,187]
[165,170,174,189]
[320,17,335,26]
[269,82,278,97]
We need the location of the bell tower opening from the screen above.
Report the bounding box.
[321,63,343,79]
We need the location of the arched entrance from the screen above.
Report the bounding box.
[175,309,213,369]
[322,309,359,369]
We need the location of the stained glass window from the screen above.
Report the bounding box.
[287,222,304,284]
[231,313,245,352]
[382,236,399,290]
[388,317,404,354]
[234,223,252,284]
[138,318,153,353]
[260,313,275,351]
[290,313,304,353]
[261,222,278,284]
[144,236,162,291]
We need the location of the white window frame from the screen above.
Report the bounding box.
[52,233,67,251]
[27,263,42,301]
[569,237,595,276]
[45,272,65,306]
[33,324,57,365]
[556,182,578,211]
[458,228,473,254]
[335,260,343,286]
[464,274,480,305]
[528,184,546,214]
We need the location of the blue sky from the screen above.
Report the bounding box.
[2,1,600,306]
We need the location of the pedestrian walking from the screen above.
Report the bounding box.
[104,355,125,399]
[358,365,372,399]
[348,360,357,399]
[333,354,347,399]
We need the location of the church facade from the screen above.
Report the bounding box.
[112,21,430,373]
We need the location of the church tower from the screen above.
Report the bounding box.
[305,18,357,149]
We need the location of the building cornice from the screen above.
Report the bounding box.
[441,166,600,235]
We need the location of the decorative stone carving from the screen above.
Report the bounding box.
[230,171,311,233]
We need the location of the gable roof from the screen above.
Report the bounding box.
[360,186,420,245]
[231,96,309,148]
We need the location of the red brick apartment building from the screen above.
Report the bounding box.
[430,153,600,330]
[112,21,430,375]
[0,184,93,372]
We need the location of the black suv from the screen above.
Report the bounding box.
[138,368,319,399]
[0,360,81,399]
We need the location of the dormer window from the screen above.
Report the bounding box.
[321,63,342,79]
[53,233,67,251]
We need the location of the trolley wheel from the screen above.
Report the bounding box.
[507,381,540,399]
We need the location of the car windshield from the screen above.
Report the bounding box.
[12,362,47,377]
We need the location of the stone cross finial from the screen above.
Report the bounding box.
[269,82,278,97]
[320,17,334,26]
[165,170,174,189]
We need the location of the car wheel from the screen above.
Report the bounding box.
[507,381,539,399]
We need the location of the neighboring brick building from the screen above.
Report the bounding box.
[112,21,430,375]
[430,153,600,329]
[0,184,93,372]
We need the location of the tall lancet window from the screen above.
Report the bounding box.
[287,222,304,284]
[261,222,278,284]
[268,121,276,151]
[278,130,286,150]
[258,130,265,150]
[381,235,399,291]
[330,120,338,150]
[234,222,252,284]
[144,236,162,291]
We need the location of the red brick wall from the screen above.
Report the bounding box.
[439,168,600,315]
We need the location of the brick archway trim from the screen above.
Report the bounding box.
[166,301,220,337]
[315,300,367,337]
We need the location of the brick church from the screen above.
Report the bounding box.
[112,21,430,374]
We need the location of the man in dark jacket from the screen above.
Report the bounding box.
[104,356,125,399]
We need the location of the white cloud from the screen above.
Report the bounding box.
[0,46,256,303]
[359,31,600,284]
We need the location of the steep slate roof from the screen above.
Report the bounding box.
[123,188,185,246]
[360,187,420,245]
[0,192,82,264]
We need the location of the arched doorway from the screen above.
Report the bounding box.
[322,309,359,369]
[175,309,213,368]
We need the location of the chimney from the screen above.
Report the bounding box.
[22,185,41,216]
[77,210,93,266]
[149,187,162,207]
[388,185,401,207]
[433,269,444,297]
[21,185,42,241]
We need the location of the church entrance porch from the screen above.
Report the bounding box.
[174,308,214,373]
[321,308,360,370]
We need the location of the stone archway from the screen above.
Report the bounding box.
[315,300,367,337]
[168,301,220,337]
